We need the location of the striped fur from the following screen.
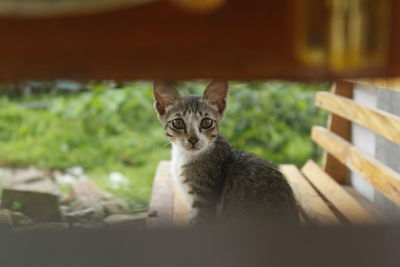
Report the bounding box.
[154,81,299,225]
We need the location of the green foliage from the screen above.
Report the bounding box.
[0,81,328,209]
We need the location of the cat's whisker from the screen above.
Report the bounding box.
[163,142,171,147]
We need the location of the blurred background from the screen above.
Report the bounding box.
[0,81,328,211]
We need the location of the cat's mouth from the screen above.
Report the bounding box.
[186,143,203,152]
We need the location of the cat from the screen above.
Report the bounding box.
[153,80,299,225]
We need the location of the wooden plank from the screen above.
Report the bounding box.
[343,186,390,223]
[323,81,352,184]
[172,179,191,227]
[312,126,400,206]
[0,0,398,81]
[0,0,154,17]
[301,160,376,224]
[346,79,400,92]
[280,164,341,225]
[316,91,400,145]
[147,160,174,228]
[0,0,297,81]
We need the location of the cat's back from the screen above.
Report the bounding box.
[216,138,298,221]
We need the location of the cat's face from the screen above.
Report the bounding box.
[153,81,229,154]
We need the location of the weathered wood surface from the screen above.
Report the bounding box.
[322,82,353,184]
[280,164,341,225]
[312,126,400,206]
[0,0,154,17]
[172,176,191,227]
[316,91,400,145]
[346,79,400,92]
[147,160,174,228]
[0,0,399,81]
[343,186,390,223]
[301,160,376,224]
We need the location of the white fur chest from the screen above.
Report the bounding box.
[171,145,197,217]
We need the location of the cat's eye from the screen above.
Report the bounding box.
[172,119,185,129]
[201,118,213,129]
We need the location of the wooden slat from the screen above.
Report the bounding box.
[316,91,400,145]
[346,79,400,92]
[280,164,341,225]
[323,81,352,184]
[301,160,376,224]
[343,186,390,223]
[147,160,174,228]
[312,126,400,206]
[172,179,191,227]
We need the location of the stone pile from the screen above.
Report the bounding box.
[0,167,147,231]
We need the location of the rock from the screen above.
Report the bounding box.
[69,222,107,230]
[68,180,128,221]
[148,210,158,217]
[65,205,107,226]
[59,205,71,217]
[0,189,61,222]
[103,198,129,216]
[0,210,12,230]
[14,222,69,232]
[8,210,34,227]
[0,209,33,228]
[69,180,112,211]
[104,213,147,229]
[2,167,47,187]
[59,194,72,205]
[4,179,59,195]
[1,168,61,222]
[2,167,58,194]
[65,207,101,224]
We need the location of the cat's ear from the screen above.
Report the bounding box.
[153,80,180,116]
[203,80,229,114]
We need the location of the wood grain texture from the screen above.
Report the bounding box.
[280,164,341,225]
[316,91,400,145]
[346,79,400,92]
[147,160,174,228]
[312,126,400,206]
[0,0,398,81]
[172,177,191,227]
[301,160,376,224]
[0,0,295,81]
[343,186,390,223]
[322,82,353,184]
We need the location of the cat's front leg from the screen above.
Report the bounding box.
[189,200,216,226]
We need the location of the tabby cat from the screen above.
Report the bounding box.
[153,80,298,225]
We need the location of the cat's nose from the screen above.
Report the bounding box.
[188,136,199,144]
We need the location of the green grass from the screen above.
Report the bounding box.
[0,81,329,209]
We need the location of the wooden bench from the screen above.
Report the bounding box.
[147,79,400,227]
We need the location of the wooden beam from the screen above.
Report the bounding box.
[0,0,297,81]
[316,91,400,145]
[0,0,398,81]
[322,81,353,184]
[312,126,400,206]
[147,160,174,228]
[301,160,376,224]
[280,164,341,225]
[346,79,400,92]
